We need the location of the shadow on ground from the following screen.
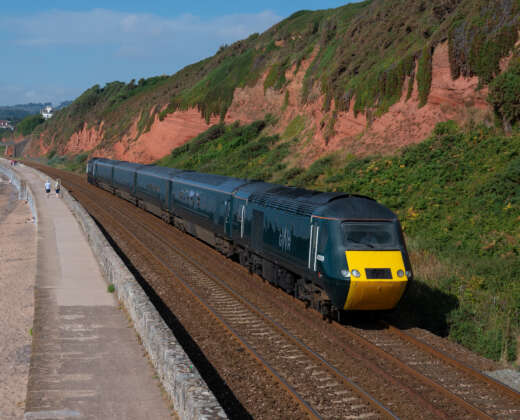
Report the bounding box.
[340,279,459,337]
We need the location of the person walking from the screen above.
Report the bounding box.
[55,179,61,198]
[45,180,51,198]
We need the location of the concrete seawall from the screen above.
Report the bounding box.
[0,159,227,420]
[0,161,37,223]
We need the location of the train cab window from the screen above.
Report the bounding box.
[342,222,398,250]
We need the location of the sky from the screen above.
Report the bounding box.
[0,1,355,106]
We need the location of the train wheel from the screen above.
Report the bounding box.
[239,249,250,268]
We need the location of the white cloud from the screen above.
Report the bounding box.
[0,8,281,105]
[2,9,280,55]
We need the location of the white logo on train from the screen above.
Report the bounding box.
[279,226,292,252]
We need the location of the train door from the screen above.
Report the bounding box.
[308,217,319,273]
[224,199,231,236]
[252,210,264,250]
[164,180,171,211]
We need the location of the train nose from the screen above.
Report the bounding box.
[343,250,408,310]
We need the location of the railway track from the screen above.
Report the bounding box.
[27,162,520,419]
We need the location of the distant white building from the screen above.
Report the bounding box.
[0,120,13,130]
[41,105,53,119]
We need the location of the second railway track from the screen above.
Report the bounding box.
[28,162,520,419]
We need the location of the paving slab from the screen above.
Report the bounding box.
[7,164,175,420]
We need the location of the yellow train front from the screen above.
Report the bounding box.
[306,195,412,316]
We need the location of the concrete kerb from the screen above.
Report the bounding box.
[0,160,227,420]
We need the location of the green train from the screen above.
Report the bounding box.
[88,158,412,319]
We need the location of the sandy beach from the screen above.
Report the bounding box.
[0,175,36,419]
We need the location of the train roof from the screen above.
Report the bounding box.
[233,181,274,200]
[173,171,248,194]
[91,157,121,166]
[317,195,397,221]
[248,185,394,220]
[137,165,183,179]
[249,186,349,217]
[113,161,144,171]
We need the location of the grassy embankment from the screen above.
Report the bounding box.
[157,117,519,363]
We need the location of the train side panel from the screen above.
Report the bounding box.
[170,172,247,241]
[93,159,116,192]
[135,167,174,218]
[246,203,311,279]
[112,162,142,197]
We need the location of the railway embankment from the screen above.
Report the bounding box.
[0,158,225,420]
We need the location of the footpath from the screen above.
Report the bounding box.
[1,161,174,420]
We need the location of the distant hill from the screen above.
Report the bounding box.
[0,101,71,123]
[55,100,72,110]
[0,103,50,123]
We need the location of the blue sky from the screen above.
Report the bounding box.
[0,1,354,106]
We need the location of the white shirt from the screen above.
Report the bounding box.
[45,182,51,190]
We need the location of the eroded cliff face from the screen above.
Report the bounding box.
[28,108,220,164]
[227,41,491,165]
[28,42,492,165]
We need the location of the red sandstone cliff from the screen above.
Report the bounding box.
[26,42,492,165]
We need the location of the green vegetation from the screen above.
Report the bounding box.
[449,1,520,84]
[43,150,89,173]
[158,119,294,180]
[158,118,519,362]
[15,114,44,136]
[488,58,520,130]
[174,49,261,122]
[107,284,115,293]
[417,47,432,107]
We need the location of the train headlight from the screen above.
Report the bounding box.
[341,269,351,278]
[351,269,361,278]
[397,269,405,278]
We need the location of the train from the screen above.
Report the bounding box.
[87,157,412,320]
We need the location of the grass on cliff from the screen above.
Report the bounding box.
[158,118,520,363]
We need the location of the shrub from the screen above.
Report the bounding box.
[16,114,44,136]
[488,60,520,128]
